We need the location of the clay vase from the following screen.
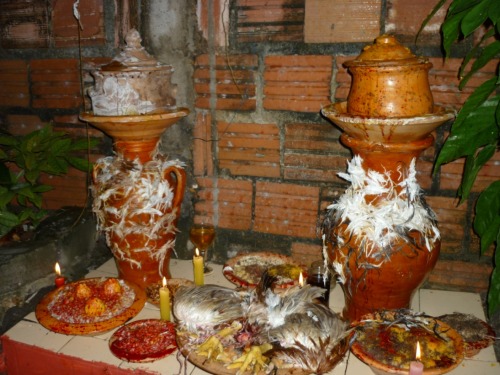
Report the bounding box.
[321,35,454,322]
[324,132,443,322]
[81,109,188,289]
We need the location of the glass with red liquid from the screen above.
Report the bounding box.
[307,260,332,306]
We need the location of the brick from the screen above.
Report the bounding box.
[40,169,91,209]
[334,56,355,102]
[30,59,82,109]
[0,60,30,107]
[5,115,43,135]
[427,260,492,293]
[264,55,332,113]
[304,0,381,43]
[426,196,467,255]
[0,2,49,48]
[284,122,350,182]
[194,54,258,110]
[235,0,304,43]
[218,121,281,178]
[440,154,500,193]
[254,181,319,238]
[52,0,105,47]
[193,112,215,177]
[291,242,323,267]
[195,177,253,230]
[52,115,107,138]
[386,0,451,44]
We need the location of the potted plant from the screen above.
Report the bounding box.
[0,124,98,241]
[420,0,499,316]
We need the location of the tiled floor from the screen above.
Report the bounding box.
[2,259,499,374]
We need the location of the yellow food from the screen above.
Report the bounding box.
[84,297,107,316]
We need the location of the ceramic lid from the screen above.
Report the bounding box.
[100,29,172,72]
[344,34,427,67]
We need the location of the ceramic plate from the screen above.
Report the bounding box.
[109,319,177,362]
[350,310,464,375]
[223,252,306,288]
[36,277,146,335]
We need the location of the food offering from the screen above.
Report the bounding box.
[145,278,194,306]
[174,284,350,375]
[437,313,496,357]
[351,310,464,375]
[109,319,177,362]
[36,277,146,335]
[223,252,306,289]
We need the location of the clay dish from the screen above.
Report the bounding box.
[322,102,454,143]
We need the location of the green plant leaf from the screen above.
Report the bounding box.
[459,40,500,89]
[0,189,15,207]
[488,244,500,316]
[448,0,482,15]
[442,10,469,56]
[460,0,490,36]
[0,210,20,231]
[454,78,498,130]
[49,138,72,155]
[42,156,69,175]
[32,184,53,193]
[435,96,500,168]
[0,135,18,147]
[474,181,500,254]
[70,137,99,151]
[67,156,91,172]
[488,0,500,24]
[458,144,496,202]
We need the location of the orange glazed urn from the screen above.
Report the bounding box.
[344,34,434,118]
[81,29,189,290]
[321,35,454,322]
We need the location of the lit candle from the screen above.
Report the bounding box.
[409,341,423,375]
[54,262,66,288]
[159,277,170,321]
[193,248,205,286]
[299,272,304,287]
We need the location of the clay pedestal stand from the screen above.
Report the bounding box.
[81,110,189,290]
[321,35,454,322]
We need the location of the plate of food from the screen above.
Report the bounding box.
[351,310,465,375]
[223,252,306,289]
[36,277,146,335]
[437,312,496,357]
[145,278,194,306]
[176,326,315,375]
[109,319,177,362]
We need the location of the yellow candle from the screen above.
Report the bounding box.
[193,248,205,286]
[299,272,304,287]
[159,277,170,321]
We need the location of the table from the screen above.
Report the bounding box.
[2,258,498,374]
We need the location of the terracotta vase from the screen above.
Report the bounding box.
[81,110,188,289]
[321,35,455,322]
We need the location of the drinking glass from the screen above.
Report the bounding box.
[189,223,216,274]
[307,260,332,306]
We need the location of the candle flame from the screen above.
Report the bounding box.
[299,272,304,287]
[195,248,200,257]
[415,341,421,360]
[162,276,167,287]
[55,262,61,276]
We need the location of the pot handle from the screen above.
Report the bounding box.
[163,165,186,210]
